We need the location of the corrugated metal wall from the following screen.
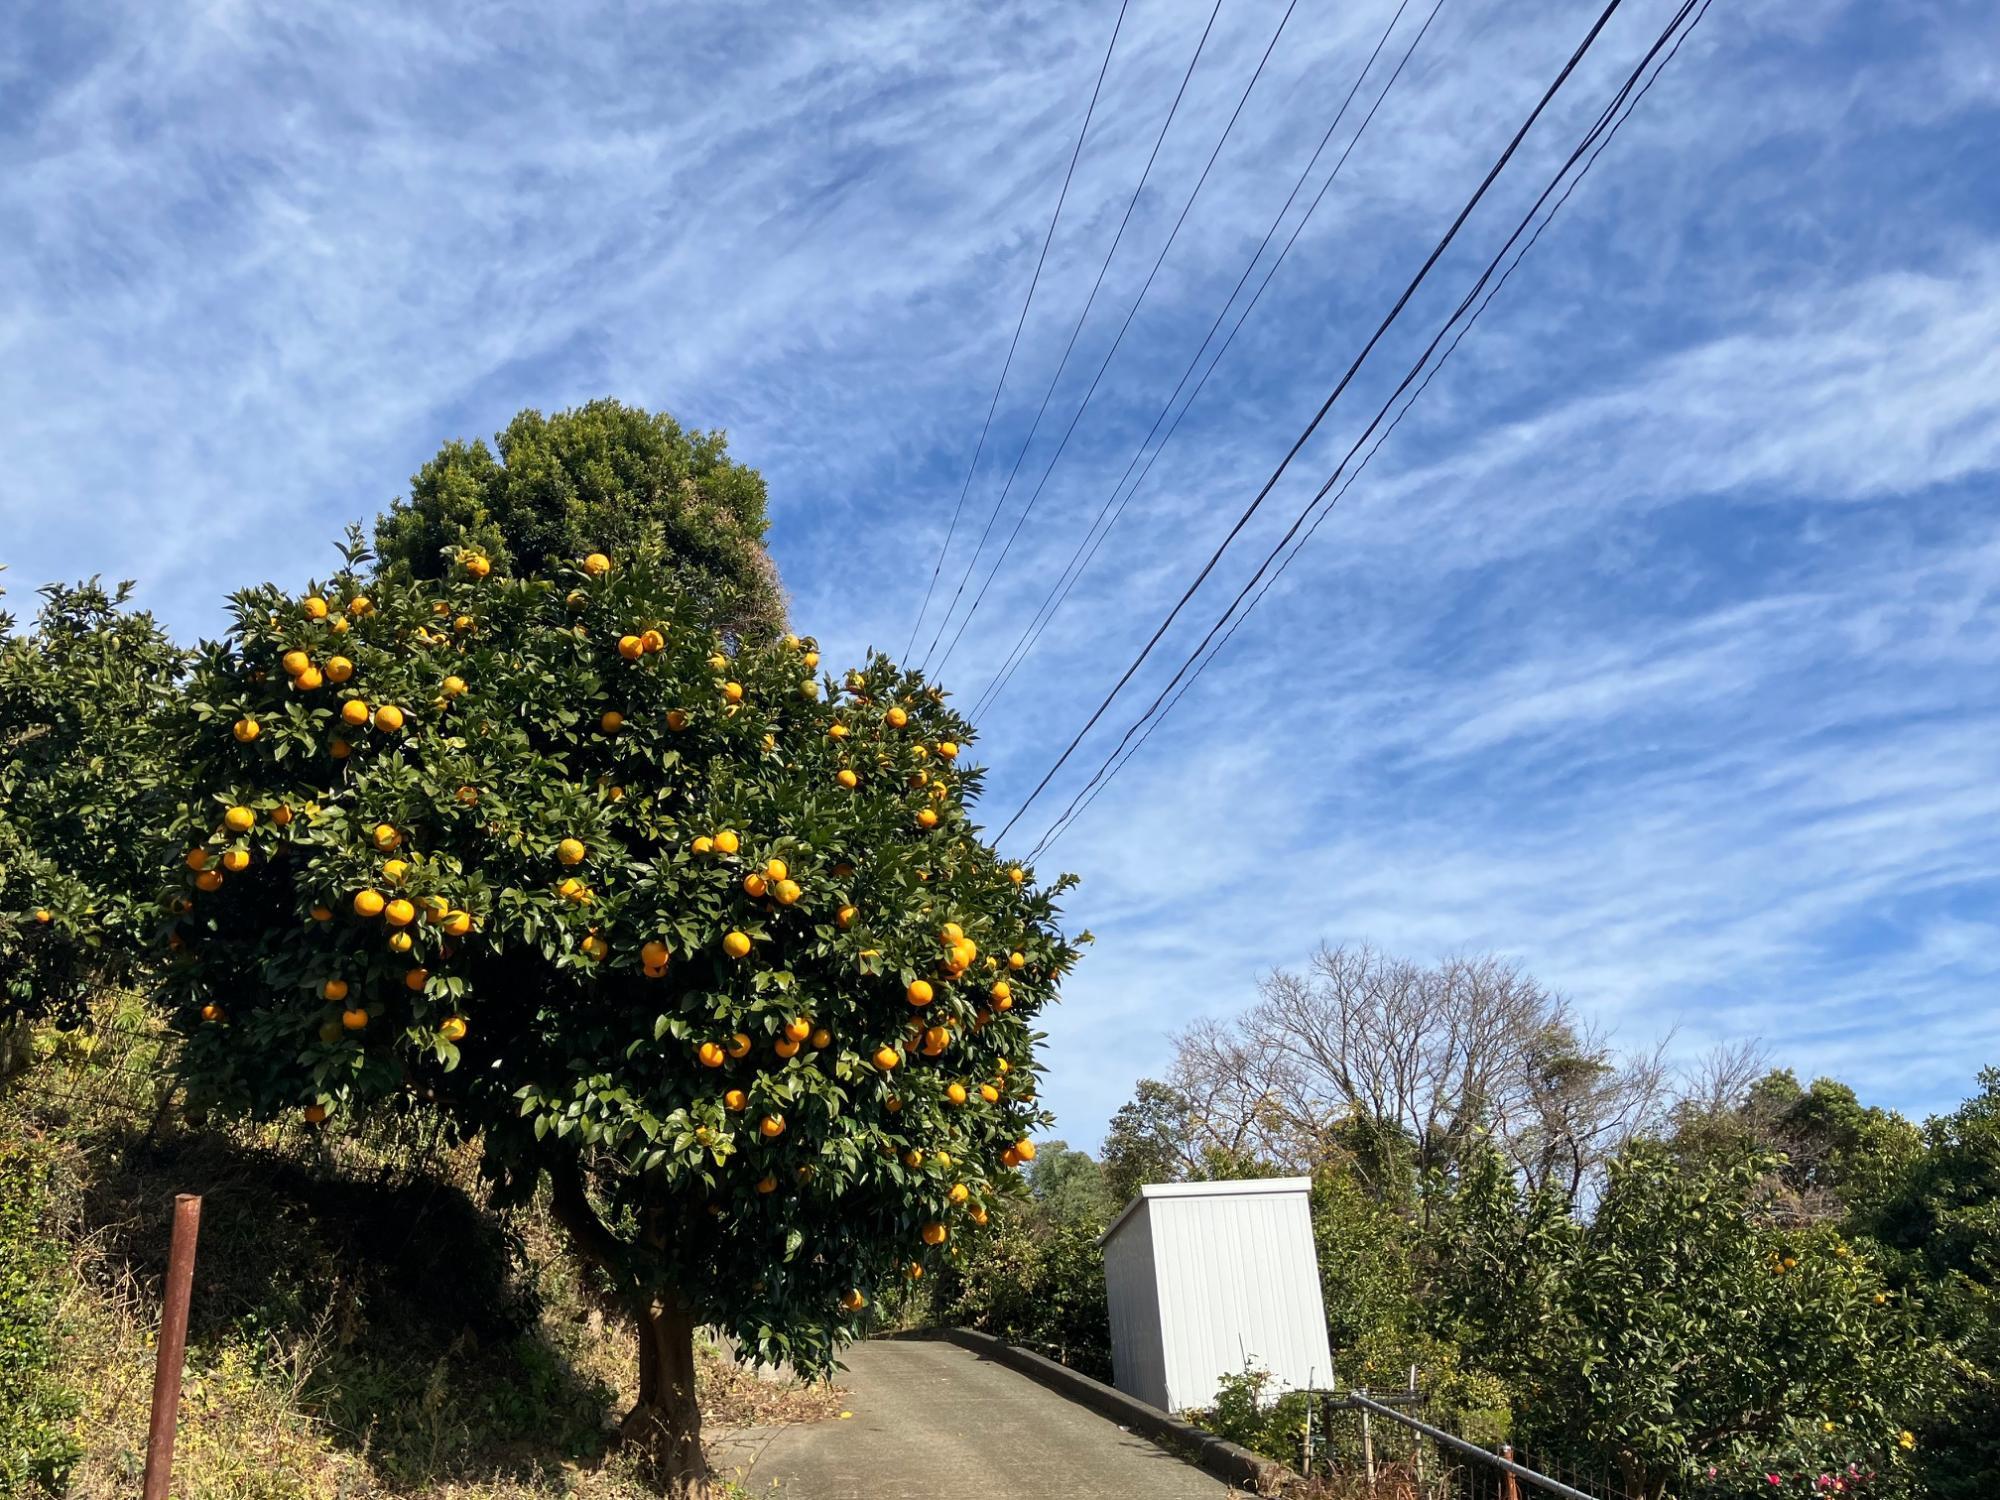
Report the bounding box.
[1101,1204,1170,1410]
[1150,1187,1333,1411]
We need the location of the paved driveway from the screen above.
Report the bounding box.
[713,1338,1236,1498]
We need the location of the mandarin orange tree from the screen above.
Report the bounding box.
[154,530,1075,1486]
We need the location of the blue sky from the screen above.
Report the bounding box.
[4,0,1996,1150]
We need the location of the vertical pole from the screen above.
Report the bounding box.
[1501,1444,1520,1500]
[1362,1405,1375,1489]
[142,1193,202,1500]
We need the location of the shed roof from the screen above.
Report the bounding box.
[1097,1175,1314,1246]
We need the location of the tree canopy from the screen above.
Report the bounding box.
[375,400,786,641]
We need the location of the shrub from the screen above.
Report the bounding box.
[935,1203,1112,1380]
[0,1140,81,1494]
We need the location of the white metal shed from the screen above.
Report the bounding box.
[1098,1177,1333,1414]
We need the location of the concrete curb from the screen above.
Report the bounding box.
[932,1327,1291,1494]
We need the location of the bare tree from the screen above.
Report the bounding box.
[1169,944,1672,1206]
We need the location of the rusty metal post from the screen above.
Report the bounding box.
[1501,1443,1521,1500]
[142,1193,202,1500]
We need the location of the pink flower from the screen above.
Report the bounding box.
[1768,1477,1782,1487]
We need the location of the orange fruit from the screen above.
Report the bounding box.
[990,980,1011,1004]
[221,849,251,873]
[455,614,474,633]
[774,1037,801,1059]
[921,1222,947,1246]
[619,635,643,660]
[640,629,665,653]
[756,1175,777,1195]
[352,889,385,917]
[282,649,311,677]
[829,722,849,740]
[979,1084,1000,1103]
[456,785,479,805]
[723,930,751,959]
[373,704,404,732]
[405,968,429,991]
[873,1046,900,1071]
[841,1289,866,1312]
[886,706,908,728]
[1014,1138,1036,1162]
[916,808,938,829]
[939,922,963,943]
[783,1017,812,1043]
[310,905,333,922]
[442,909,472,936]
[707,653,729,672]
[346,595,372,617]
[303,1104,328,1124]
[186,848,211,870]
[372,824,401,851]
[837,905,857,929]
[906,979,933,1007]
[970,1206,989,1226]
[742,873,767,898]
[836,769,858,790]
[382,859,409,883]
[946,1083,967,1106]
[341,1007,368,1031]
[722,681,744,703]
[599,710,623,733]
[1009,951,1026,970]
[726,1032,753,1059]
[384,899,415,927]
[906,1263,923,1280]
[340,699,370,727]
[809,1027,832,1050]
[996,1059,1010,1075]
[713,829,740,855]
[697,1042,726,1068]
[937,741,958,759]
[1008,867,1025,885]
[804,651,819,668]
[723,1089,747,1112]
[272,805,294,826]
[557,838,586,866]
[904,1148,924,1168]
[774,878,801,905]
[322,979,349,1001]
[303,596,328,619]
[294,665,324,691]
[199,1002,223,1022]
[583,552,611,576]
[759,1114,786,1138]
[641,940,670,968]
[232,717,260,742]
[464,554,491,579]
[325,655,353,683]
[442,675,466,698]
[949,1183,969,1205]
[691,835,713,855]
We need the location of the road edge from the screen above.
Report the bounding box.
[930,1327,1289,1494]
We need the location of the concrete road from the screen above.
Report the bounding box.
[713,1338,1236,1498]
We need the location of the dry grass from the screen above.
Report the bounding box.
[5,999,837,1500]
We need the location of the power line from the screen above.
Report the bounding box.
[995,0,1637,844]
[1030,0,1714,857]
[973,0,1447,721]
[917,0,1227,673]
[902,0,1133,665]
[929,0,1306,677]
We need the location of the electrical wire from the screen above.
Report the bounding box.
[973,0,1448,721]
[917,0,1228,673]
[1030,0,1714,856]
[929,0,1306,677]
[902,0,1133,664]
[994,0,1636,844]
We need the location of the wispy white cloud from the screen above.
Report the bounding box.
[3,0,1996,1146]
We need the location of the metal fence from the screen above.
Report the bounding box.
[1297,1380,1634,1500]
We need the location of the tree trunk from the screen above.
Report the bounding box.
[622,1297,708,1491]
[544,1159,708,1494]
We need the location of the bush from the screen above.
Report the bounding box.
[1188,1363,1311,1470]
[0,1140,81,1494]
[935,1203,1112,1380]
